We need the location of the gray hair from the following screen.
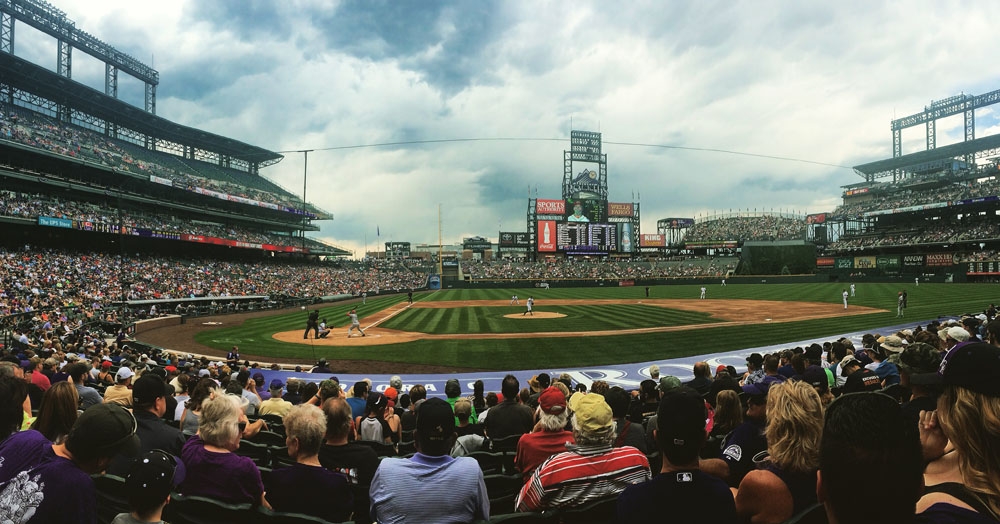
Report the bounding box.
[538,410,569,432]
[283,404,328,457]
[390,375,403,389]
[198,393,242,448]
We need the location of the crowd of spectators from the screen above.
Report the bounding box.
[462,257,736,280]
[1,310,998,522]
[0,106,306,213]
[829,219,1000,251]
[684,215,807,243]
[833,175,1000,218]
[0,190,334,251]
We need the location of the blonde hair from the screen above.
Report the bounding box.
[765,381,824,473]
[283,404,328,457]
[937,386,1000,517]
[454,399,472,421]
[199,393,242,448]
[713,389,743,435]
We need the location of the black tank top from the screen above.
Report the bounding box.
[765,464,818,516]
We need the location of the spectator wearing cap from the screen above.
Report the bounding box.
[515,386,575,479]
[370,397,490,523]
[107,374,185,477]
[642,376,684,452]
[96,359,115,386]
[838,355,881,395]
[516,394,650,512]
[941,325,970,351]
[259,380,294,417]
[961,317,983,343]
[264,404,353,522]
[445,378,477,426]
[896,342,943,429]
[66,362,102,410]
[305,378,342,407]
[114,450,185,524]
[484,374,534,441]
[252,372,270,401]
[819,392,923,524]
[310,358,331,374]
[916,342,1000,520]
[742,353,766,386]
[864,342,901,388]
[685,362,714,396]
[733,380,823,523]
[179,393,269,507]
[802,344,835,391]
[528,373,551,408]
[715,382,769,487]
[617,387,737,522]
[0,403,140,524]
[104,366,135,407]
[357,392,394,444]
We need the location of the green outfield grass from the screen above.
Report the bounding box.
[191,283,997,370]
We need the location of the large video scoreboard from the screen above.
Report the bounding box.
[535,198,636,255]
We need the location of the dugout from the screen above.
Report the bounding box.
[738,241,817,276]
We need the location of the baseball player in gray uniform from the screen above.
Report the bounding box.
[347,309,366,337]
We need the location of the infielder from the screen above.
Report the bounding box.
[896,292,905,318]
[523,297,534,316]
[347,309,366,337]
[511,295,519,305]
[700,287,707,299]
[842,289,849,309]
[362,291,367,305]
[850,283,855,297]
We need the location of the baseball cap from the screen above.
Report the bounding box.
[198,369,211,377]
[866,344,887,360]
[367,391,388,411]
[804,344,823,362]
[881,335,905,353]
[946,326,970,343]
[741,383,769,398]
[269,379,284,391]
[415,397,456,440]
[125,450,186,509]
[132,374,168,405]
[538,386,567,415]
[101,361,113,369]
[65,403,140,459]
[658,376,682,393]
[910,342,1000,396]
[896,342,942,377]
[656,387,707,452]
[164,366,177,373]
[572,394,614,433]
[383,386,398,401]
[839,355,862,376]
[116,367,135,381]
[800,366,829,392]
[715,364,727,375]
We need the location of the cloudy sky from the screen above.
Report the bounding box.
[11,0,1000,256]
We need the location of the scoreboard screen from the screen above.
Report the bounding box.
[557,222,618,253]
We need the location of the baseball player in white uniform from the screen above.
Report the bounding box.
[850,283,855,297]
[700,287,707,299]
[511,295,519,305]
[842,289,849,309]
[347,309,366,337]
[523,297,534,316]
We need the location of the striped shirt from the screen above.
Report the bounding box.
[516,443,650,512]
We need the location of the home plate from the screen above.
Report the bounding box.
[765,318,772,321]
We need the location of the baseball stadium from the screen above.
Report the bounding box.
[2,2,1000,523]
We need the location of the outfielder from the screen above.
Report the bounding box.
[347,309,366,337]
[700,287,707,299]
[896,292,905,317]
[850,283,855,297]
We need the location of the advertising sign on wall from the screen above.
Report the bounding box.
[902,254,925,267]
[639,234,666,247]
[876,255,900,270]
[607,202,634,217]
[536,199,566,215]
[835,258,854,269]
[499,232,531,247]
[537,221,557,252]
[816,257,835,267]
[926,253,954,267]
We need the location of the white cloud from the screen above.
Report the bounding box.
[31,0,1000,255]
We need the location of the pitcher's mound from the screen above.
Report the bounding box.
[503,312,566,319]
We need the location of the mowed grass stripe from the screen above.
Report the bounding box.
[190,283,999,370]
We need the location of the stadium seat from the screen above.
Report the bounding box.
[165,493,254,524]
[488,434,521,452]
[556,496,618,523]
[485,473,524,516]
[92,474,129,524]
[469,451,508,475]
[475,511,559,523]
[250,430,287,447]
[270,446,297,468]
[260,413,284,426]
[235,439,271,467]
[396,439,416,455]
[351,483,373,524]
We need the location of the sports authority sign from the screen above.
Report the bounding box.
[536,199,566,216]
